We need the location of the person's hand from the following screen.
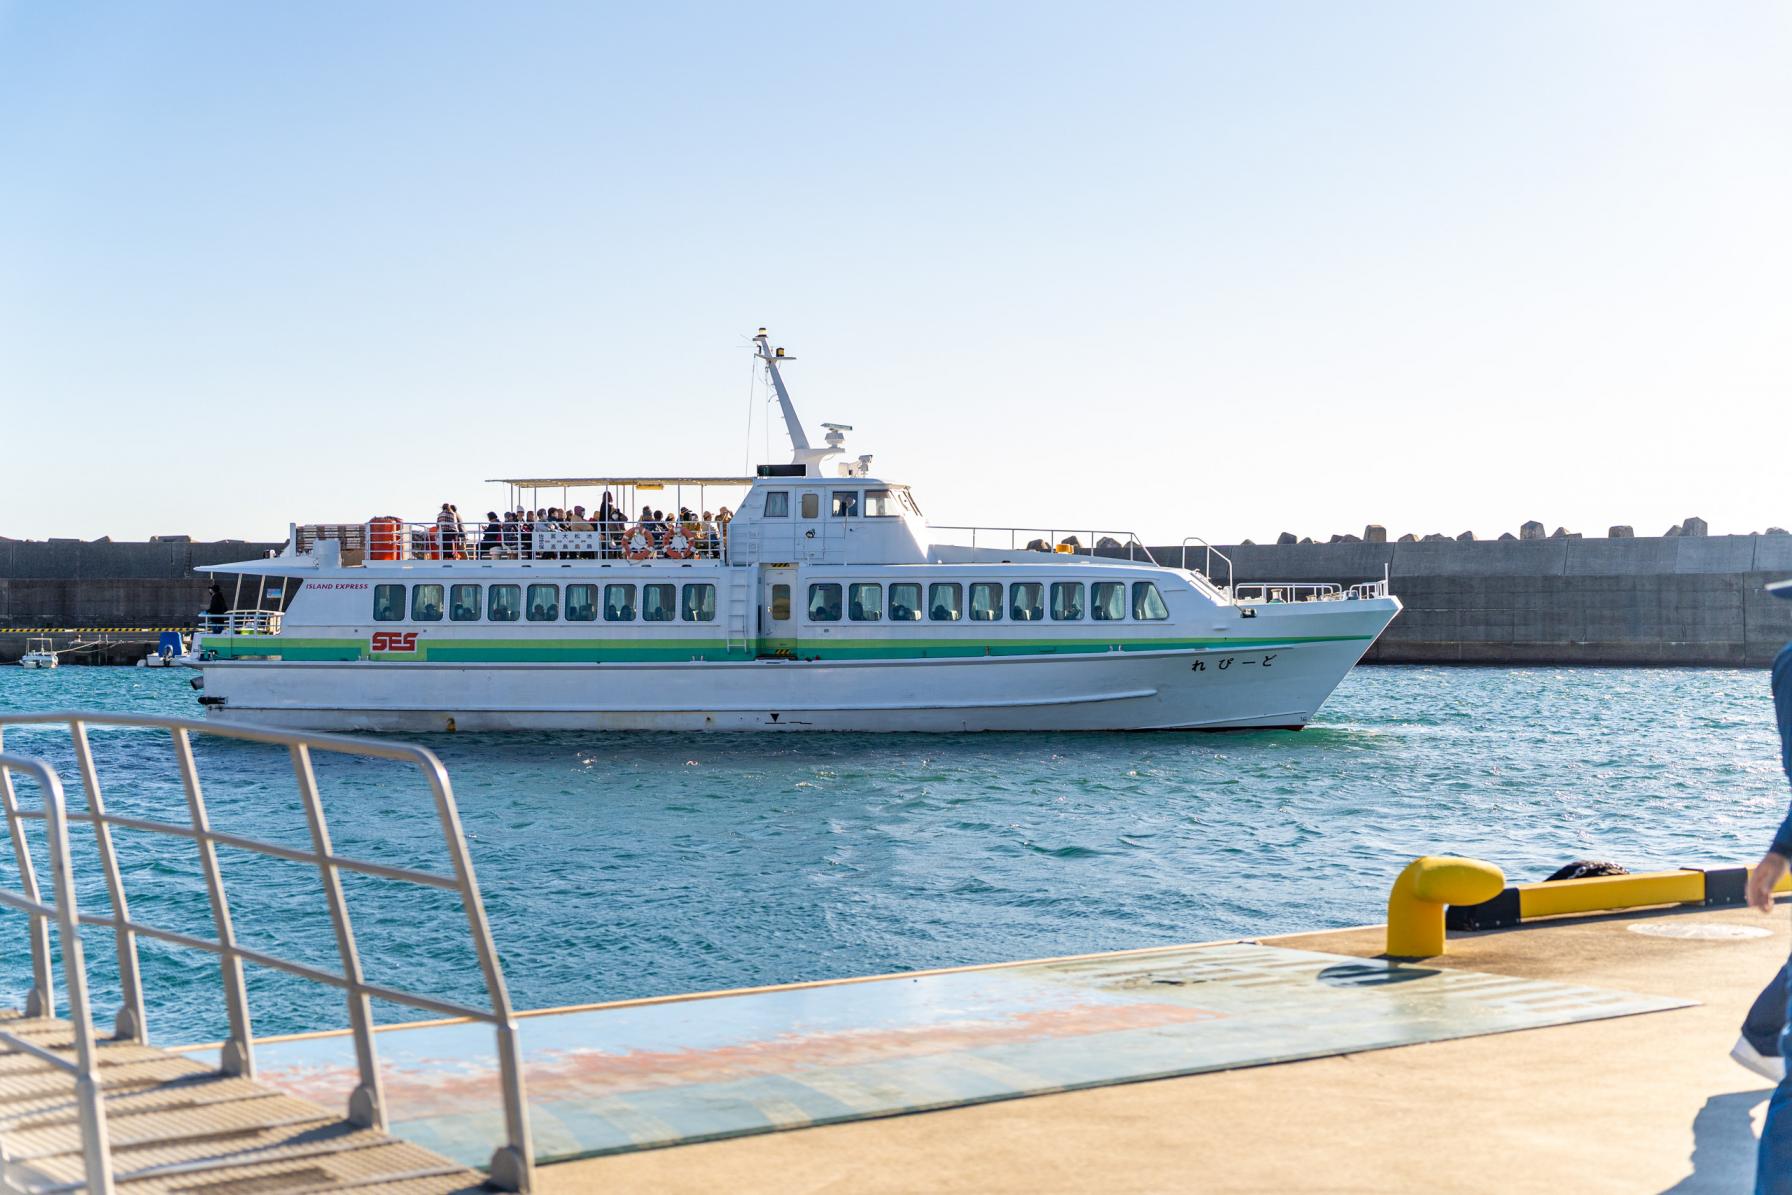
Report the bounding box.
[1748,851,1790,913]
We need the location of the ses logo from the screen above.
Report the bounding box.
[369,631,420,653]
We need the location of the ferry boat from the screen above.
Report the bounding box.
[189,331,1401,732]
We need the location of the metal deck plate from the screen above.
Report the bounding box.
[190,943,1690,1168]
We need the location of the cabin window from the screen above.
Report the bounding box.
[889,583,922,621]
[373,584,405,622]
[642,583,677,622]
[968,582,1002,621]
[527,584,559,621]
[864,489,895,517]
[450,584,482,621]
[1050,582,1084,621]
[682,583,717,622]
[770,584,791,620]
[764,491,789,518]
[1010,582,1044,621]
[1091,581,1126,621]
[897,487,923,516]
[603,584,636,622]
[1132,582,1170,621]
[566,584,597,622]
[411,584,444,622]
[800,492,820,519]
[489,584,522,622]
[848,583,881,621]
[808,583,843,622]
[928,582,962,621]
[832,491,859,518]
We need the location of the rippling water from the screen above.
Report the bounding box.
[0,664,1783,1046]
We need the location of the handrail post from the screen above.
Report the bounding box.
[68,719,148,1042]
[289,743,386,1129]
[415,752,535,1192]
[36,759,117,1195]
[171,727,257,1077]
[0,732,54,1018]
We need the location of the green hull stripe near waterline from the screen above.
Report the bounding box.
[197,633,1375,664]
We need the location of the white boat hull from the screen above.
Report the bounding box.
[197,636,1376,733]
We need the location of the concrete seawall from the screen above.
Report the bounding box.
[1147,534,1792,666]
[0,539,282,662]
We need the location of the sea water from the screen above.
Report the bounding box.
[0,664,1783,1047]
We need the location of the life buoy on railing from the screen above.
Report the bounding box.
[664,528,694,559]
[625,527,654,561]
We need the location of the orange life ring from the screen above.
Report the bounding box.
[625,527,654,561]
[664,530,693,559]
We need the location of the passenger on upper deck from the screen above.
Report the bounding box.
[480,513,502,558]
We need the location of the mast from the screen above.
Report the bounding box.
[753,329,810,452]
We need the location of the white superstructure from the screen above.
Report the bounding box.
[190,331,1400,732]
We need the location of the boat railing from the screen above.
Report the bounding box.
[930,526,1160,564]
[0,749,112,1193]
[196,609,284,635]
[1234,582,1345,604]
[0,711,535,1192]
[296,519,728,565]
[1178,538,1235,599]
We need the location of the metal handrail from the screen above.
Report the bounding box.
[302,519,730,564]
[0,712,534,1192]
[0,751,113,1194]
[1234,582,1344,604]
[930,526,1160,564]
[195,610,283,635]
[1178,538,1234,599]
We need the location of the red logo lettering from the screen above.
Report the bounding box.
[370,631,419,653]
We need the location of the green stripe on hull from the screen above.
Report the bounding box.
[199,633,1373,664]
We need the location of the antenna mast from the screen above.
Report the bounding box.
[753,328,810,451]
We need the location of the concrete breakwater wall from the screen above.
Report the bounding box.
[0,539,282,662]
[1146,534,1792,666]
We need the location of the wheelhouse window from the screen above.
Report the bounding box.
[1132,582,1170,621]
[928,582,962,621]
[968,582,1002,621]
[527,584,559,621]
[832,491,859,518]
[764,491,789,517]
[450,584,481,622]
[864,489,895,517]
[682,583,717,622]
[1010,582,1044,621]
[1050,581,1084,621]
[889,582,922,621]
[603,584,636,621]
[373,584,405,622]
[642,583,676,622]
[848,582,881,621]
[489,584,522,622]
[897,487,923,516]
[808,582,843,622]
[411,584,444,622]
[566,584,597,622]
[1091,581,1125,621]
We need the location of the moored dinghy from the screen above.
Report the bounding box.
[189,330,1401,731]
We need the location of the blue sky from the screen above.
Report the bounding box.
[2,2,1786,543]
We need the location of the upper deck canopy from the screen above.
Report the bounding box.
[486,477,759,489]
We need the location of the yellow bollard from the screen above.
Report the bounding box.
[1386,856,1507,958]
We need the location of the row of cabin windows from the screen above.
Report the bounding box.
[373,582,717,623]
[791,580,1170,623]
[761,488,914,519]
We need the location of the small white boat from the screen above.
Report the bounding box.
[19,638,59,670]
[138,632,189,668]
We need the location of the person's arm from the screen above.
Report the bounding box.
[1747,644,1792,911]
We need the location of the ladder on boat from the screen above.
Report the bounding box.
[723,566,756,656]
[0,713,536,1193]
